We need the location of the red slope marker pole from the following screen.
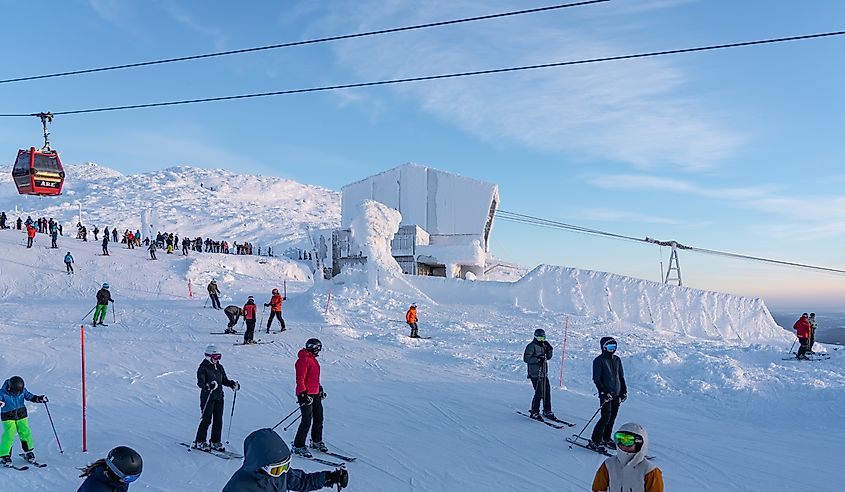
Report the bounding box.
[81,325,87,452]
[559,317,569,388]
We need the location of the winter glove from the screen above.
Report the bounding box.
[264,303,270,307]
[33,395,48,403]
[297,392,312,406]
[325,468,349,489]
[319,386,327,401]
[620,393,627,402]
[231,381,240,391]
[0,401,4,408]
[207,381,219,391]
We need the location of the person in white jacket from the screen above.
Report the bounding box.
[591,422,664,492]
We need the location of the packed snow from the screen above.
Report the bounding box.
[0,166,842,491]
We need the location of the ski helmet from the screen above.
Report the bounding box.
[205,345,222,361]
[102,283,110,289]
[8,376,24,394]
[533,329,546,340]
[272,288,279,295]
[105,446,143,483]
[305,338,322,355]
[211,280,217,284]
[601,337,618,353]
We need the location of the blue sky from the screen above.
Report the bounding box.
[2,0,844,309]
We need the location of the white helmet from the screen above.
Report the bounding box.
[204,345,221,357]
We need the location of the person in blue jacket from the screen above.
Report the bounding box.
[65,252,75,274]
[0,376,48,465]
[77,446,143,491]
[223,428,348,492]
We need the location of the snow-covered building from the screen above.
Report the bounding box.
[319,163,500,279]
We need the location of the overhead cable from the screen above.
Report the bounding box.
[0,29,842,118]
[0,1,609,85]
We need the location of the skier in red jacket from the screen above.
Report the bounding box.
[793,313,812,360]
[242,296,258,344]
[264,288,286,333]
[292,338,327,458]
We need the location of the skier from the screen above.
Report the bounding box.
[523,328,557,421]
[93,226,99,241]
[50,226,58,249]
[65,252,75,274]
[406,303,420,338]
[242,296,258,344]
[292,338,328,458]
[25,224,36,248]
[182,237,190,256]
[591,422,663,492]
[208,280,222,310]
[112,228,118,243]
[590,337,627,452]
[192,345,239,452]
[148,241,157,260]
[16,217,22,230]
[0,211,5,229]
[224,305,242,334]
[93,283,114,327]
[793,313,811,360]
[808,312,818,354]
[102,234,110,256]
[265,288,286,333]
[0,376,48,466]
[223,428,348,491]
[77,446,143,491]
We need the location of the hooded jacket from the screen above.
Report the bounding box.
[523,339,553,379]
[591,422,663,492]
[223,428,328,492]
[295,349,321,395]
[592,337,627,397]
[0,379,37,421]
[793,317,811,338]
[406,306,417,324]
[76,465,129,492]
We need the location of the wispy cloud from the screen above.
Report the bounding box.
[585,173,773,200]
[160,4,228,50]
[315,0,741,171]
[579,207,679,224]
[88,0,147,40]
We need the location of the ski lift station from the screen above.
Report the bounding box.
[312,163,500,279]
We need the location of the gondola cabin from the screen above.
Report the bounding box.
[12,146,65,196]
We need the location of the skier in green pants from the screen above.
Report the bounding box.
[93,283,114,327]
[1,376,48,466]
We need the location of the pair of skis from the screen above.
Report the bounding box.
[782,352,831,361]
[299,449,357,467]
[233,340,275,346]
[516,410,575,429]
[566,435,657,460]
[3,454,48,471]
[179,442,243,460]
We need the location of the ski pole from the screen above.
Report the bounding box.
[204,297,209,308]
[788,340,796,354]
[271,403,305,430]
[112,303,116,323]
[44,402,63,454]
[225,390,238,444]
[283,413,302,432]
[81,305,96,321]
[570,400,606,446]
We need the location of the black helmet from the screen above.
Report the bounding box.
[106,446,143,483]
[533,329,546,340]
[8,376,24,394]
[305,338,322,355]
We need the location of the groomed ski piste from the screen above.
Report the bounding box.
[1,165,843,491]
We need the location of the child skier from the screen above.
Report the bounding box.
[77,446,143,491]
[591,422,663,492]
[0,376,48,466]
[64,252,74,274]
[406,304,420,338]
[223,428,348,491]
[265,288,286,333]
[292,338,328,458]
[193,345,239,452]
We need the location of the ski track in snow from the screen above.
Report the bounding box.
[0,198,843,490]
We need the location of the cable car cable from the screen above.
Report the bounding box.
[494,209,845,275]
[0,1,609,85]
[0,29,841,118]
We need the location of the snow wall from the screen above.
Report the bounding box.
[404,265,787,344]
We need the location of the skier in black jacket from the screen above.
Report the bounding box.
[193,345,239,452]
[223,428,348,492]
[590,336,627,452]
[522,328,558,421]
[223,305,242,334]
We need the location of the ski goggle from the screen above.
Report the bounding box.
[604,343,617,352]
[614,431,643,449]
[535,336,545,341]
[261,457,291,477]
[206,353,222,361]
[106,460,141,483]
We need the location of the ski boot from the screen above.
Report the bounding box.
[23,452,36,463]
[0,455,11,466]
[192,441,210,451]
[309,440,329,453]
[224,328,237,334]
[292,446,313,458]
[586,441,606,453]
[542,411,558,420]
[210,442,225,452]
[528,411,544,422]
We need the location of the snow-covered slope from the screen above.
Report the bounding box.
[0,164,341,252]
